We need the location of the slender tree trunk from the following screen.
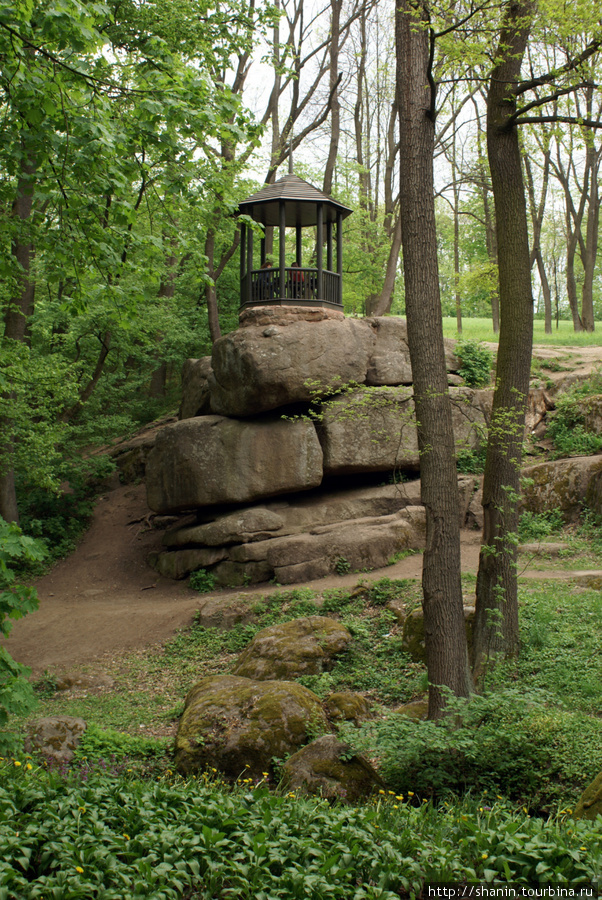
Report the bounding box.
[323,0,341,195]
[580,145,600,333]
[0,145,36,524]
[473,0,535,678]
[369,218,402,316]
[395,0,472,718]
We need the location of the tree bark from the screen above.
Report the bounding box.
[473,0,535,678]
[0,143,37,524]
[395,0,472,718]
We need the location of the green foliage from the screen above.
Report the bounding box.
[74,723,167,763]
[189,568,217,593]
[359,577,414,607]
[0,518,46,752]
[548,381,602,458]
[334,556,350,576]
[456,444,487,474]
[456,340,493,387]
[350,688,602,810]
[1,761,600,897]
[518,508,564,541]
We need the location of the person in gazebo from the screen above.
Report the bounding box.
[288,260,305,299]
[257,259,274,300]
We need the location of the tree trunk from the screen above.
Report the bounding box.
[395,0,472,718]
[473,0,535,679]
[580,145,600,333]
[204,230,222,343]
[322,0,341,195]
[0,144,36,524]
[368,218,402,317]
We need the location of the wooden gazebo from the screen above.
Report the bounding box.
[237,174,353,311]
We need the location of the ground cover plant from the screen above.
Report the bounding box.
[0,760,601,900]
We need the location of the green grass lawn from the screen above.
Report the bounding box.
[442,317,602,346]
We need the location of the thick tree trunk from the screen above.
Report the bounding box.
[395,0,472,718]
[473,0,535,678]
[322,0,341,195]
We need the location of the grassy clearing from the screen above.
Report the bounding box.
[442,317,602,346]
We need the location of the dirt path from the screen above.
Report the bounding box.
[4,343,600,679]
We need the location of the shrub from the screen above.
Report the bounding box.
[350,688,602,810]
[189,568,217,593]
[456,341,493,388]
[518,508,564,541]
[0,518,46,753]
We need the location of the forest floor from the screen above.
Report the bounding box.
[4,344,602,682]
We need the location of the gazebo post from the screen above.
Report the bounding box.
[240,222,246,289]
[296,224,302,265]
[316,202,323,300]
[260,236,266,265]
[246,215,253,305]
[279,199,286,299]
[326,220,333,272]
[336,211,343,305]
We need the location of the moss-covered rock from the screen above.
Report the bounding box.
[395,698,428,720]
[174,675,329,778]
[402,605,475,663]
[281,734,385,802]
[232,616,352,681]
[323,692,373,725]
[573,772,602,821]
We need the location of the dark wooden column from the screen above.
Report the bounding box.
[240,222,246,288]
[296,224,302,265]
[316,202,323,299]
[326,220,333,271]
[260,235,266,265]
[336,211,343,305]
[246,216,253,305]
[279,200,286,299]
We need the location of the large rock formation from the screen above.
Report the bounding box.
[520,455,602,521]
[145,312,477,586]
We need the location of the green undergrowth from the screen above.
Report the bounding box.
[1,759,600,899]
[13,576,602,816]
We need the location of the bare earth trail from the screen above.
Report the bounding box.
[4,345,601,679]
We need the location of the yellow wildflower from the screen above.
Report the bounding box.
[13,760,21,767]
[482,853,488,860]
[26,763,32,771]
[408,791,414,796]
[378,789,385,795]
[124,834,130,841]
[396,795,403,801]
[75,867,84,875]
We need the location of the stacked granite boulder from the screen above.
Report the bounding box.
[146,309,489,585]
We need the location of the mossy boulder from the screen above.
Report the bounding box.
[573,772,602,821]
[231,616,352,681]
[323,692,373,726]
[402,605,475,664]
[281,734,385,802]
[174,675,329,778]
[395,698,428,720]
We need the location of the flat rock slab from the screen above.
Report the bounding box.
[232,616,352,680]
[146,415,323,514]
[174,675,329,778]
[25,716,87,763]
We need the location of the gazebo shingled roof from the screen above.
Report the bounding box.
[238,173,353,227]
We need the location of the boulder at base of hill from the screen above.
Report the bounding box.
[573,772,602,821]
[25,716,86,763]
[323,692,373,726]
[174,675,329,778]
[281,734,384,802]
[232,616,352,681]
[146,415,323,514]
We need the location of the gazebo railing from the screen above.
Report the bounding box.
[241,267,341,307]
